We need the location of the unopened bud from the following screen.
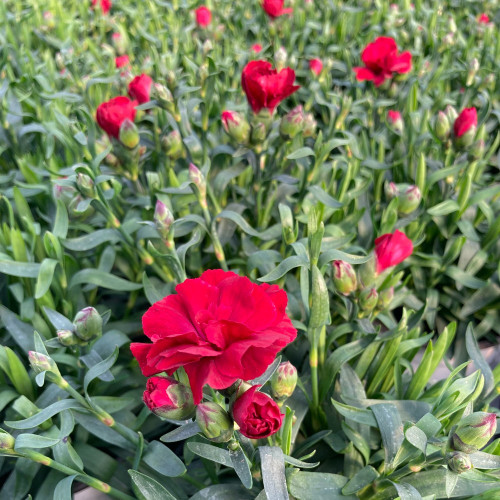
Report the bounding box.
[435,111,451,141]
[161,130,183,159]
[251,122,268,144]
[199,63,209,84]
[359,288,378,313]
[398,185,421,215]
[450,412,497,453]
[280,105,305,140]
[144,376,195,420]
[466,58,479,87]
[196,402,234,443]
[0,430,15,450]
[153,83,174,109]
[28,351,60,377]
[385,181,399,200]
[203,39,213,55]
[448,16,457,33]
[387,110,404,134]
[57,329,81,347]
[358,256,376,287]
[447,452,472,474]
[119,119,140,149]
[441,33,454,49]
[221,111,250,144]
[55,52,65,70]
[270,362,298,404]
[332,260,357,295]
[377,287,394,310]
[275,47,287,72]
[73,307,102,341]
[76,173,95,198]
[43,11,55,29]
[111,32,126,55]
[154,200,174,240]
[445,105,458,124]
[303,113,317,138]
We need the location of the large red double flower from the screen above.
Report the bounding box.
[241,60,299,113]
[354,37,412,87]
[131,270,297,403]
[96,96,137,139]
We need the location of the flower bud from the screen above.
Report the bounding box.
[144,376,195,420]
[469,125,486,161]
[0,430,15,450]
[482,74,495,91]
[111,32,126,55]
[450,412,497,453]
[303,113,317,138]
[73,307,103,341]
[435,111,451,141]
[43,11,55,30]
[189,163,207,199]
[466,58,479,87]
[154,200,174,241]
[55,52,65,71]
[445,105,458,124]
[448,16,457,33]
[203,39,213,55]
[447,452,472,474]
[275,47,287,72]
[118,119,140,149]
[359,288,378,313]
[398,185,421,215]
[199,63,209,85]
[280,106,305,140]
[384,181,399,200]
[153,83,174,109]
[196,402,234,443]
[161,130,183,160]
[28,351,60,377]
[332,260,357,295]
[251,122,268,144]
[377,287,394,310]
[221,111,250,144]
[387,110,403,134]
[57,329,81,347]
[358,256,376,287]
[270,361,298,405]
[441,33,454,50]
[76,173,95,198]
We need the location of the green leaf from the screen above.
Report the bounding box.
[427,200,459,216]
[287,147,315,160]
[370,404,404,471]
[249,356,281,386]
[465,324,494,400]
[331,400,377,427]
[405,426,427,454]
[260,446,288,500]
[308,186,343,209]
[258,255,309,283]
[53,475,77,500]
[0,346,35,400]
[53,200,69,239]
[469,452,500,469]
[342,466,379,495]
[160,422,200,443]
[0,260,40,277]
[62,229,121,251]
[288,471,356,499]
[142,441,186,477]
[190,485,254,499]
[0,306,34,352]
[5,400,83,429]
[186,442,232,467]
[84,347,119,398]
[216,210,281,241]
[391,481,423,500]
[69,270,142,291]
[283,455,320,469]
[35,259,59,299]
[128,470,177,500]
[318,248,371,266]
[14,434,60,449]
[230,446,252,489]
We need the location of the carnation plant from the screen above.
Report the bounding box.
[1,0,499,499]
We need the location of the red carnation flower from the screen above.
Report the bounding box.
[387,110,401,123]
[354,36,412,87]
[232,386,283,439]
[241,60,299,113]
[128,74,153,104]
[130,270,297,404]
[309,58,323,76]
[262,0,292,18]
[251,43,263,54]
[115,55,130,69]
[96,96,137,139]
[375,230,413,274]
[91,0,111,14]
[453,107,477,138]
[195,6,212,27]
[478,14,490,24]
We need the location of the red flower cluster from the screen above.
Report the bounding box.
[128,74,153,104]
[96,96,137,138]
[131,270,297,404]
[375,230,413,274]
[354,37,412,86]
[453,107,477,138]
[262,0,292,18]
[241,60,299,113]
[91,0,111,14]
[233,386,283,439]
[195,6,212,27]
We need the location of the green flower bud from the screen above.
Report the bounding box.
[280,105,305,140]
[111,32,126,55]
[73,307,103,341]
[221,111,250,144]
[153,83,174,111]
[0,429,15,450]
[445,105,458,125]
[161,130,184,160]
[154,200,174,241]
[270,361,298,405]
[435,111,451,141]
[57,329,81,347]
[359,288,378,313]
[450,412,497,453]
[199,63,209,85]
[275,46,287,72]
[448,16,457,33]
[76,173,95,198]
[303,113,317,138]
[447,452,472,474]
[466,58,479,87]
[398,185,421,215]
[196,402,234,443]
[251,122,268,144]
[28,351,61,377]
[377,287,394,310]
[55,52,65,71]
[358,256,376,287]
[189,163,207,201]
[119,119,140,149]
[332,260,357,295]
[144,376,195,420]
[441,32,454,50]
[385,181,399,200]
